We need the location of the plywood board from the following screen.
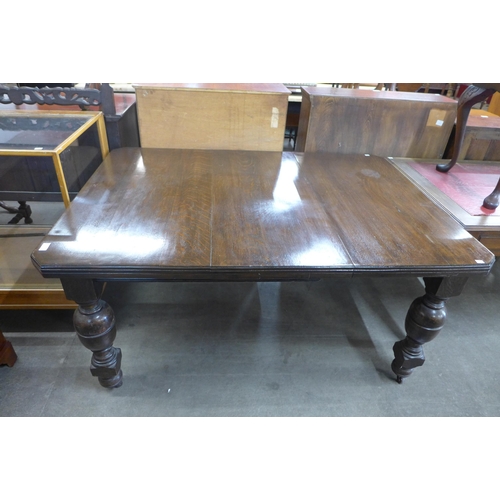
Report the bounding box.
[135,83,290,151]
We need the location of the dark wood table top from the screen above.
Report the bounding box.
[31,148,495,281]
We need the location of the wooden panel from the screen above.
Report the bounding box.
[453,111,500,161]
[31,148,494,282]
[211,151,352,268]
[31,148,213,273]
[296,153,492,269]
[469,231,500,255]
[0,290,75,309]
[295,87,456,158]
[134,83,290,151]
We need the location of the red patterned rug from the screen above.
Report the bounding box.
[408,161,500,216]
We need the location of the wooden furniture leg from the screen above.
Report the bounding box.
[483,177,500,210]
[61,278,123,388]
[436,85,496,173]
[0,328,17,367]
[0,201,33,224]
[391,276,468,383]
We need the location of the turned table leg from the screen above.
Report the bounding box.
[392,276,468,383]
[0,329,17,367]
[61,278,122,388]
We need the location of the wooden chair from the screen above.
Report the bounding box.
[436,84,500,209]
[0,328,17,367]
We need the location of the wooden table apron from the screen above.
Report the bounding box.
[31,148,495,388]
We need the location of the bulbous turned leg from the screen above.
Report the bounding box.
[61,278,123,389]
[392,276,467,383]
[392,294,447,383]
[73,299,122,388]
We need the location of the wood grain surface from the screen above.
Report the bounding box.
[296,87,456,159]
[135,84,290,151]
[448,110,500,161]
[31,148,494,280]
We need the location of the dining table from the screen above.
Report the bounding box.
[31,147,495,388]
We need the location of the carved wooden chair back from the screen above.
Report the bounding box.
[0,83,116,116]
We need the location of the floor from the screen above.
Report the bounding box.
[1,196,500,417]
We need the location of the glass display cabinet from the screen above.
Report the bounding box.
[0,110,109,308]
[0,110,109,222]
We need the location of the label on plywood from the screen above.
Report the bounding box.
[427,109,448,127]
[271,107,279,128]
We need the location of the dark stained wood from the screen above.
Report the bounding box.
[392,276,467,383]
[296,87,456,159]
[32,148,493,279]
[0,329,17,367]
[1,92,135,116]
[32,148,212,274]
[437,85,498,173]
[483,180,500,209]
[60,279,122,388]
[0,84,101,107]
[210,151,352,269]
[296,153,492,270]
[30,148,495,387]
